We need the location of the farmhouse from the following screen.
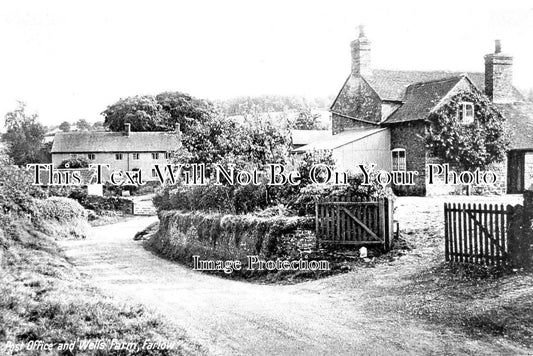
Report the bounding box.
[297,27,533,195]
[51,124,181,181]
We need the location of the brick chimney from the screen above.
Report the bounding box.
[351,25,372,77]
[484,40,514,103]
[124,123,131,136]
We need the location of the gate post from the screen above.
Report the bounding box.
[521,190,533,267]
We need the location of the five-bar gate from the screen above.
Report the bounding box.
[315,196,393,251]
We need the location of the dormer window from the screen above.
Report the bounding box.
[460,102,475,124]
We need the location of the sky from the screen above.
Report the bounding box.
[1,0,532,127]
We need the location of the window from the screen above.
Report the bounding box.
[115,153,123,160]
[459,102,475,124]
[151,169,157,177]
[164,152,172,160]
[392,149,406,171]
[152,153,159,160]
[132,153,140,160]
[87,153,96,160]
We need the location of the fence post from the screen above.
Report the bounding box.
[521,190,533,267]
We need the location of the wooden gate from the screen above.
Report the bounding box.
[444,203,515,266]
[315,196,393,250]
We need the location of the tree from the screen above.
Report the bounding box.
[92,121,104,131]
[2,102,46,166]
[75,118,91,131]
[59,121,71,132]
[101,95,171,132]
[155,91,217,133]
[292,106,322,129]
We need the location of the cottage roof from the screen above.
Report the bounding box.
[365,70,487,101]
[51,131,181,153]
[495,102,533,150]
[384,76,464,124]
[293,128,387,152]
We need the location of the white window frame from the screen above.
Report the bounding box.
[115,153,123,160]
[132,153,140,160]
[460,102,475,125]
[152,153,159,160]
[87,153,96,160]
[392,148,406,171]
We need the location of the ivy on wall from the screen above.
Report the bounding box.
[425,90,509,170]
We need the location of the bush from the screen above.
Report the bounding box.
[0,156,46,214]
[31,197,86,221]
[68,189,133,213]
[58,157,89,169]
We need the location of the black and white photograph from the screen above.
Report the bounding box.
[1,1,533,355]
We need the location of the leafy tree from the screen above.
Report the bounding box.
[102,95,171,132]
[92,121,105,131]
[59,121,71,132]
[75,119,91,131]
[292,106,322,130]
[155,91,217,133]
[426,91,509,169]
[2,102,46,166]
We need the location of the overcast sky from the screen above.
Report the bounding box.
[1,0,532,126]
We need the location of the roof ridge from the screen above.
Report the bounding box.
[407,75,465,88]
[372,68,483,75]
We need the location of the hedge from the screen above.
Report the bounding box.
[146,210,315,277]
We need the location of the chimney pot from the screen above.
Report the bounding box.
[495,40,502,53]
[351,24,372,77]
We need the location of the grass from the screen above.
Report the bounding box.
[0,215,204,356]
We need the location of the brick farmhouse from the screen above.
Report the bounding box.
[298,28,533,196]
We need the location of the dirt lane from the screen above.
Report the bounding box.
[60,216,526,356]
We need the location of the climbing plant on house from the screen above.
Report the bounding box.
[425,90,509,170]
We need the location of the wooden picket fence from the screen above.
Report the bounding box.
[444,203,515,266]
[315,196,393,250]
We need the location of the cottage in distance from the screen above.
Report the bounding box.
[51,123,181,182]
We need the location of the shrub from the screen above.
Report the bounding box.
[67,189,133,213]
[0,156,46,214]
[30,197,86,221]
[58,157,89,169]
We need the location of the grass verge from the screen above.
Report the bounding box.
[0,214,204,356]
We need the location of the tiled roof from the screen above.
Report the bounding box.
[293,128,387,152]
[495,102,533,150]
[51,131,181,153]
[384,76,464,124]
[365,69,486,101]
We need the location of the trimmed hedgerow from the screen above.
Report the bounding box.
[146,210,316,278]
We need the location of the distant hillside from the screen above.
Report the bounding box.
[216,95,334,117]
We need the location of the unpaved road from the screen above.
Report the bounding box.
[60,209,528,356]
